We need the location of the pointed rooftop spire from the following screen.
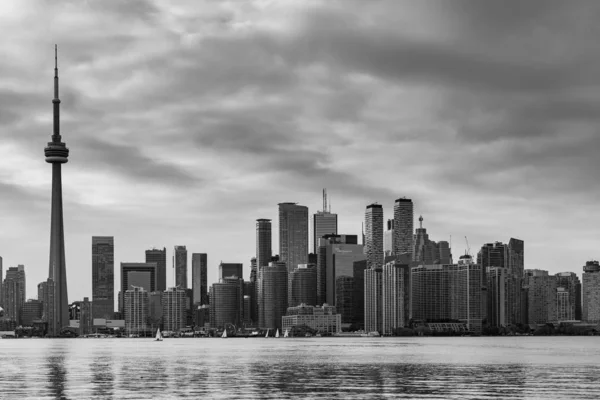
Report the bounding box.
[419,215,423,229]
[52,44,61,143]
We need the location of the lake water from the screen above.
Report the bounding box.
[1,336,599,399]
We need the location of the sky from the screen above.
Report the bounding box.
[1,0,599,305]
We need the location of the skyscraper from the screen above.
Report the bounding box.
[524,269,557,324]
[209,277,243,329]
[45,46,70,336]
[120,262,157,319]
[125,286,149,336]
[393,198,414,258]
[290,264,317,307]
[174,246,188,288]
[555,272,582,321]
[279,202,309,273]
[381,259,411,335]
[313,189,338,253]
[192,253,208,305]
[582,260,600,323]
[146,248,167,292]
[364,267,382,334]
[162,287,186,332]
[256,219,272,270]
[365,204,384,269]
[219,263,243,281]
[2,265,26,325]
[0,256,3,308]
[412,216,452,264]
[258,262,288,330]
[384,219,394,257]
[92,236,114,319]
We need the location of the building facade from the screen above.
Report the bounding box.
[381,259,411,334]
[162,287,187,332]
[583,261,600,323]
[279,202,308,304]
[384,219,394,257]
[393,198,414,258]
[174,246,188,289]
[258,262,288,330]
[313,211,338,254]
[555,272,582,321]
[290,264,317,307]
[120,263,157,320]
[219,263,243,281]
[146,248,167,293]
[2,265,26,325]
[210,277,243,329]
[524,269,557,324]
[192,253,208,305]
[92,236,114,320]
[364,267,382,334]
[256,219,272,270]
[365,204,384,269]
[282,303,341,334]
[125,287,149,336]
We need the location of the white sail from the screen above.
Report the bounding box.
[222,329,227,338]
[275,329,280,338]
[284,329,289,338]
[155,328,163,341]
[265,329,269,338]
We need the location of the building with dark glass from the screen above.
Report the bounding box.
[120,262,157,319]
[2,265,26,325]
[365,203,384,269]
[210,277,243,329]
[92,236,114,319]
[146,248,167,292]
[258,262,288,330]
[290,264,317,307]
[192,253,208,305]
[174,246,188,288]
[219,263,243,281]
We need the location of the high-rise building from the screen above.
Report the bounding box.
[162,287,187,332]
[582,260,600,323]
[219,263,243,281]
[21,299,43,327]
[209,277,243,329]
[381,259,410,334]
[256,219,272,270]
[258,262,288,330]
[2,265,26,325]
[124,286,149,336]
[555,272,582,321]
[313,190,338,253]
[148,291,163,331]
[393,198,414,258]
[364,267,382,333]
[249,257,258,325]
[290,264,317,307]
[120,262,157,319]
[92,236,114,320]
[352,260,368,329]
[174,246,188,289]
[279,202,308,274]
[384,220,394,257]
[282,303,341,334]
[412,216,452,265]
[524,269,556,324]
[45,46,70,336]
[192,253,208,305]
[365,204,384,269]
[146,248,167,292]
[0,256,3,308]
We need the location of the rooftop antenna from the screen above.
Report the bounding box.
[465,236,471,256]
[323,188,327,212]
[329,195,332,213]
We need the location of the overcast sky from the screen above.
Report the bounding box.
[1,0,599,305]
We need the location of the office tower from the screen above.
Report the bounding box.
[0,256,3,307]
[162,287,187,332]
[258,262,288,330]
[449,256,485,333]
[148,291,163,331]
[384,220,394,257]
[412,216,451,265]
[249,257,258,324]
[2,265,26,325]
[353,260,368,329]
[393,198,414,258]
[582,260,600,323]
[555,272,582,321]
[125,286,149,336]
[256,219,272,270]
[508,238,525,324]
[313,189,338,253]
[45,47,70,336]
[243,295,251,324]
[279,202,309,273]
[120,262,157,319]
[381,259,411,335]
[192,253,208,305]
[92,236,114,319]
[282,304,341,334]
[365,204,384,269]
[209,277,243,329]
[411,265,449,322]
[174,246,188,288]
[37,281,47,303]
[146,248,167,292]
[79,297,92,335]
[364,267,382,333]
[524,269,556,324]
[487,267,508,327]
[219,263,243,281]
[21,299,43,327]
[290,264,317,307]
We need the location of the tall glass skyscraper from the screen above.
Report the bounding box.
[92,236,114,319]
[192,253,208,305]
[365,203,384,269]
[279,203,308,304]
[174,246,188,289]
[256,219,272,270]
[258,262,288,330]
[393,198,414,258]
[146,248,167,292]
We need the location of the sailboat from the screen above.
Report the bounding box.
[221,329,227,338]
[155,328,163,341]
[275,329,280,338]
[284,329,289,338]
[265,329,269,338]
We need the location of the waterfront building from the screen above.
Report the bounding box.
[120,262,157,319]
[555,272,582,321]
[2,265,26,325]
[364,267,382,334]
[0,256,2,308]
[145,248,167,292]
[209,277,243,329]
[125,287,149,336]
[381,259,411,334]
[582,260,600,323]
[313,190,338,253]
[258,262,288,330]
[282,303,341,334]
[290,264,317,307]
[524,270,557,324]
[44,47,70,336]
[162,287,187,332]
[279,202,308,303]
[148,291,163,331]
[487,267,508,327]
[219,263,243,281]
[411,265,449,322]
[393,198,414,258]
[92,236,114,320]
[21,299,43,327]
[448,256,485,334]
[174,246,188,289]
[365,204,384,269]
[192,253,208,305]
[352,260,368,329]
[384,219,394,257]
[256,219,272,270]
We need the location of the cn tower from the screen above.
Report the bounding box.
[44,45,69,336]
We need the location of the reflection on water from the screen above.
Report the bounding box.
[1,337,600,399]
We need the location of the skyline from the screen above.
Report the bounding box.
[1,1,600,303]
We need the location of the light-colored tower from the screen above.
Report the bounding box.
[162,287,186,332]
[524,269,556,324]
[381,260,410,335]
[365,204,384,269]
[45,46,69,336]
[92,236,114,319]
[125,286,149,336]
[256,219,272,270]
[393,198,414,258]
[2,265,26,325]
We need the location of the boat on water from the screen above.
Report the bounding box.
[265,329,269,338]
[155,328,163,341]
[222,329,227,338]
[283,329,289,338]
[275,329,280,338]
